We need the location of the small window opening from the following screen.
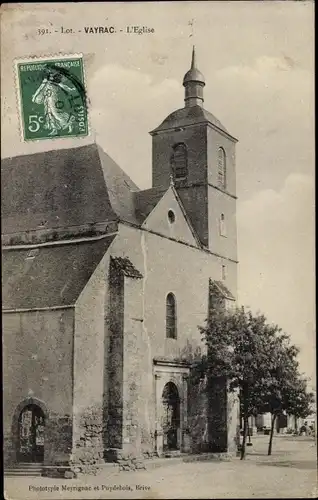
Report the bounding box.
[168,210,176,224]
[220,213,227,237]
[221,265,227,281]
[166,293,177,339]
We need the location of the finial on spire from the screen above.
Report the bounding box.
[191,45,196,69]
[170,173,175,187]
[183,47,205,108]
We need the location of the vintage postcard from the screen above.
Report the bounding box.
[1,1,316,499]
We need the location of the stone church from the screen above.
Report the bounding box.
[2,48,239,471]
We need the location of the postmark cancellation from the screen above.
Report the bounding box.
[14,54,88,141]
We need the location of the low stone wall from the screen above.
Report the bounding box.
[104,448,151,471]
[72,406,105,470]
[45,413,73,465]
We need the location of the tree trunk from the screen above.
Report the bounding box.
[267,413,277,455]
[240,416,248,460]
[295,416,298,432]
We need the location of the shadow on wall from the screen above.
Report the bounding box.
[174,342,230,454]
[174,341,211,453]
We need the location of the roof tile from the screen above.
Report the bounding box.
[150,105,235,139]
[2,236,115,309]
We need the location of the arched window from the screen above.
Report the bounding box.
[171,143,188,181]
[217,147,227,189]
[166,293,177,339]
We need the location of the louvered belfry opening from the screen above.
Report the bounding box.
[171,143,188,181]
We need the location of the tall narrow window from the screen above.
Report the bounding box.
[166,293,177,339]
[219,213,227,237]
[217,147,227,190]
[221,265,227,281]
[171,143,188,181]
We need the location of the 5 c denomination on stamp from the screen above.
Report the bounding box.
[15,54,88,141]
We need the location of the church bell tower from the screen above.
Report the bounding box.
[150,47,238,266]
[183,46,205,108]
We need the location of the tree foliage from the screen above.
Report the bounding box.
[286,376,315,420]
[199,304,313,459]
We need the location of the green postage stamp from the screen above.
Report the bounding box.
[15,54,88,141]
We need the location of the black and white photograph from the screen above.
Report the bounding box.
[1,2,316,499]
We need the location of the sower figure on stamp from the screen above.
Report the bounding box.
[31,67,76,136]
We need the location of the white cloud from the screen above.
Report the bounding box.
[237,173,315,383]
[88,64,180,188]
[209,55,314,203]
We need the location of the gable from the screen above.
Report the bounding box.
[141,186,200,247]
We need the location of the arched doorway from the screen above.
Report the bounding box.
[17,404,45,462]
[162,382,180,451]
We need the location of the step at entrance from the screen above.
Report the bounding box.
[164,450,181,458]
[5,462,44,477]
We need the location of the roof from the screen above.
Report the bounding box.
[134,187,166,224]
[183,46,205,86]
[2,236,115,309]
[111,256,143,279]
[211,280,235,301]
[97,145,139,224]
[1,143,140,237]
[150,105,234,138]
[183,67,205,85]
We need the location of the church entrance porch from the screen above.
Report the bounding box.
[17,404,45,463]
[153,358,190,457]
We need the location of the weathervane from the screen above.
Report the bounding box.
[188,18,195,38]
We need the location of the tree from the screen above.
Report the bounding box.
[199,300,313,459]
[287,377,315,424]
[199,305,284,460]
[254,333,299,454]
[250,334,314,455]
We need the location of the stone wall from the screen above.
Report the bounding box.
[71,405,104,472]
[188,376,209,453]
[107,260,125,449]
[45,413,73,465]
[151,124,209,247]
[3,310,74,465]
[207,377,228,452]
[207,126,237,196]
[73,251,110,467]
[120,274,147,458]
[208,186,237,262]
[189,375,238,454]
[108,223,238,459]
[152,124,208,190]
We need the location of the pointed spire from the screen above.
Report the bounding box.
[183,47,205,107]
[191,45,196,69]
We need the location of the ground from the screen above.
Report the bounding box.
[4,435,317,499]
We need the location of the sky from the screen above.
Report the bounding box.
[1,2,315,387]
